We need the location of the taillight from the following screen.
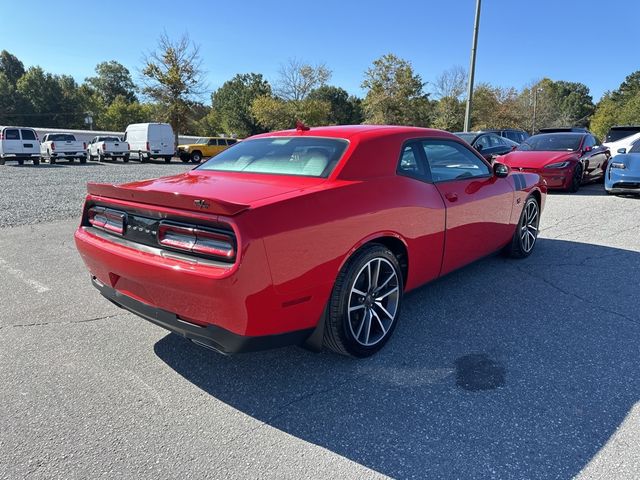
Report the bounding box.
[146,141,150,152]
[0,133,4,140]
[87,206,125,235]
[51,142,55,151]
[83,142,87,150]
[127,143,130,150]
[158,222,235,261]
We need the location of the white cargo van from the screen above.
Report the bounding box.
[124,123,175,163]
[0,126,40,165]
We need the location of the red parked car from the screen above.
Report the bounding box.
[497,132,610,192]
[75,125,546,357]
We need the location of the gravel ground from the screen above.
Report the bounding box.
[0,160,193,228]
[0,170,639,479]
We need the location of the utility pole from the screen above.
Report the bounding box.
[532,88,542,135]
[463,0,482,132]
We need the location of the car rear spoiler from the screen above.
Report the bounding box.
[86,182,250,216]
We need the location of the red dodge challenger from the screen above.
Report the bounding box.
[75,125,546,357]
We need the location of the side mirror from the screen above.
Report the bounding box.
[617,148,627,154]
[493,162,509,178]
[582,146,592,153]
[476,144,483,152]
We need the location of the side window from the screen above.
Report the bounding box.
[5,129,20,140]
[583,135,596,148]
[504,131,517,142]
[227,139,237,145]
[397,142,428,180]
[592,135,601,146]
[422,140,491,182]
[217,139,227,146]
[207,138,216,145]
[474,134,491,151]
[21,129,36,140]
[123,132,127,141]
[489,134,505,147]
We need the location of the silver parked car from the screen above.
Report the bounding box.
[605,139,640,195]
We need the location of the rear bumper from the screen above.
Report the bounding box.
[92,276,313,354]
[51,152,87,158]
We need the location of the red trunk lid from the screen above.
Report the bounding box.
[87,170,324,215]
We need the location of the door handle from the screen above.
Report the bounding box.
[444,192,458,202]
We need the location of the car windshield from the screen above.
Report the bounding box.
[454,133,477,144]
[197,137,349,178]
[605,128,640,143]
[517,134,583,152]
[630,139,640,154]
[49,134,76,141]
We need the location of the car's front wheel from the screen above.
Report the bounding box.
[324,244,403,357]
[568,163,583,193]
[504,196,540,258]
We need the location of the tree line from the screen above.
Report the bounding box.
[1,34,638,139]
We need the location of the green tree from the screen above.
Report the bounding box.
[307,86,363,124]
[99,96,154,131]
[85,61,137,105]
[211,73,271,137]
[361,53,432,126]
[432,97,464,131]
[0,50,25,85]
[590,71,640,139]
[141,32,206,138]
[251,96,331,131]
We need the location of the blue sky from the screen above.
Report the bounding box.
[1,0,638,102]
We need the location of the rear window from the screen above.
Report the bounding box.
[48,134,76,141]
[518,134,583,152]
[198,137,348,178]
[21,129,37,140]
[4,129,20,140]
[605,127,640,143]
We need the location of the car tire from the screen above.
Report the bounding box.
[80,156,86,164]
[180,154,190,163]
[0,158,4,166]
[164,156,172,163]
[49,152,56,165]
[190,151,202,163]
[98,151,105,162]
[323,244,403,357]
[123,155,129,163]
[568,163,583,193]
[138,151,147,163]
[33,157,40,166]
[504,196,540,259]
[18,159,24,165]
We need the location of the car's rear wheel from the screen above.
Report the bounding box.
[190,151,202,163]
[33,157,40,166]
[568,163,583,193]
[164,156,172,163]
[504,196,540,258]
[18,159,24,165]
[324,244,403,357]
[123,155,129,163]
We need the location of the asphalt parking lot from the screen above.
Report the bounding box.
[1,161,639,479]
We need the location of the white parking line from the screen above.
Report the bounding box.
[0,257,50,293]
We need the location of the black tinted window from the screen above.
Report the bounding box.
[4,129,19,140]
[605,127,640,143]
[227,139,237,145]
[630,139,640,153]
[48,134,76,141]
[422,140,490,182]
[518,134,583,152]
[20,129,36,140]
[216,139,227,146]
[397,143,428,180]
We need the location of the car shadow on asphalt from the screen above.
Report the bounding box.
[154,238,640,479]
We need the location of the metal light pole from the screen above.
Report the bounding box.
[463,0,482,132]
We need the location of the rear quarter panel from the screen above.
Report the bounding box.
[235,175,446,314]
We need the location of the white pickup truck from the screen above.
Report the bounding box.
[40,133,87,164]
[87,136,130,162]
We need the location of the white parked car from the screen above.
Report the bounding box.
[87,136,130,162]
[40,133,87,164]
[124,123,175,163]
[0,126,40,165]
[603,126,640,158]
